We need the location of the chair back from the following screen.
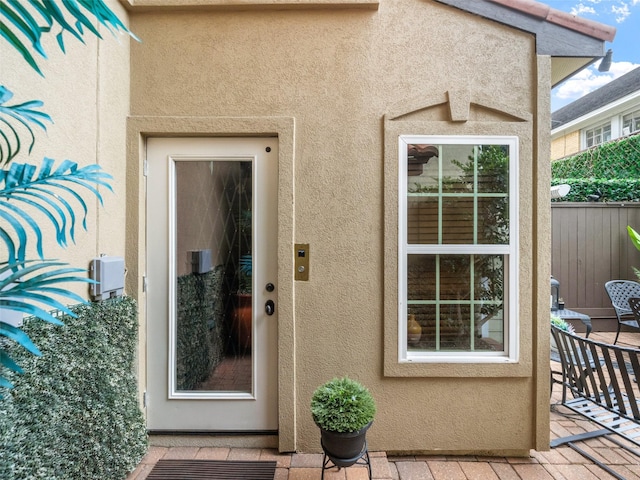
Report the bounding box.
[630,297,640,323]
[605,280,640,318]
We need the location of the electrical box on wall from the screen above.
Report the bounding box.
[189,249,212,274]
[90,256,125,301]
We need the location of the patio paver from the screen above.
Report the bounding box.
[125,330,640,480]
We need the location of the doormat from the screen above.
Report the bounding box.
[146,459,277,479]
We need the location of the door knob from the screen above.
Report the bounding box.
[265,300,275,316]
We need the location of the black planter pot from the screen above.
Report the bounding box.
[319,421,373,467]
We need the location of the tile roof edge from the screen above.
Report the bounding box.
[488,0,616,42]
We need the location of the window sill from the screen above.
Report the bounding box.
[384,358,531,378]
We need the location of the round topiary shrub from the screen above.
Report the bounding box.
[310,377,376,433]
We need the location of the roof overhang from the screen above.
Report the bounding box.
[433,0,615,87]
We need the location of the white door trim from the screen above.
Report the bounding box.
[126,116,297,450]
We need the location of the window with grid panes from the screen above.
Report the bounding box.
[399,136,518,362]
[584,122,611,148]
[623,109,640,134]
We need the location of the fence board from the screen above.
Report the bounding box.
[552,203,640,328]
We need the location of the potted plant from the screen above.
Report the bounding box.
[550,315,574,355]
[310,377,376,467]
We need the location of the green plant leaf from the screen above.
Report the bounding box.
[310,377,376,432]
[628,226,640,252]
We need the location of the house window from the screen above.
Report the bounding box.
[622,109,640,135]
[584,122,611,148]
[399,136,518,363]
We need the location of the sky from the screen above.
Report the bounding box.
[547,0,640,112]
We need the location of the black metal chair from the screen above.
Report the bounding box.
[630,296,640,332]
[604,280,640,344]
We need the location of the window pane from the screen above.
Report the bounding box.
[442,197,474,244]
[474,255,504,303]
[441,144,474,193]
[439,304,471,351]
[406,254,506,353]
[440,255,471,300]
[407,304,435,351]
[475,305,504,351]
[477,197,509,244]
[407,143,510,246]
[477,145,509,193]
[408,255,437,300]
[407,196,438,244]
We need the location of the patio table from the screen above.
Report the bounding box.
[554,308,592,337]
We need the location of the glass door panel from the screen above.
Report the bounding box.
[174,160,252,394]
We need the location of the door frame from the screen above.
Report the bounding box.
[126,117,296,451]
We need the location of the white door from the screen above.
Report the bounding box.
[146,137,278,431]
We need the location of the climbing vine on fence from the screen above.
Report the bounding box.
[552,134,640,202]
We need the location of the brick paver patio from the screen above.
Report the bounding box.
[127,331,640,480]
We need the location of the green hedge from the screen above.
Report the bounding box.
[0,297,147,480]
[551,134,640,202]
[552,134,640,179]
[551,178,640,203]
[176,267,225,390]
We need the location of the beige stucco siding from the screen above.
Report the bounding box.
[3,4,131,297]
[127,0,547,454]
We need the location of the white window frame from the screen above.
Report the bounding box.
[583,122,611,148]
[622,109,640,135]
[398,135,519,363]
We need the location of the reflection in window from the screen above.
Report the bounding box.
[400,137,517,360]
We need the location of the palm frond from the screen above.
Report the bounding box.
[1,0,138,76]
[0,18,43,75]
[0,259,96,392]
[0,158,113,262]
[0,86,52,165]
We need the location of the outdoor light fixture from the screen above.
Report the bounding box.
[407,144,438,176]
[598,49,613,72]
[550,184,570,199]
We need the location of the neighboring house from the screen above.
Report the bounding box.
[551,67,640,159]
[7,0,614,457]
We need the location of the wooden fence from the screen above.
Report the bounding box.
[551,203,640,330]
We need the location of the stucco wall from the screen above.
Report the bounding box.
[126,0,549,455]
[3,3,131,297]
